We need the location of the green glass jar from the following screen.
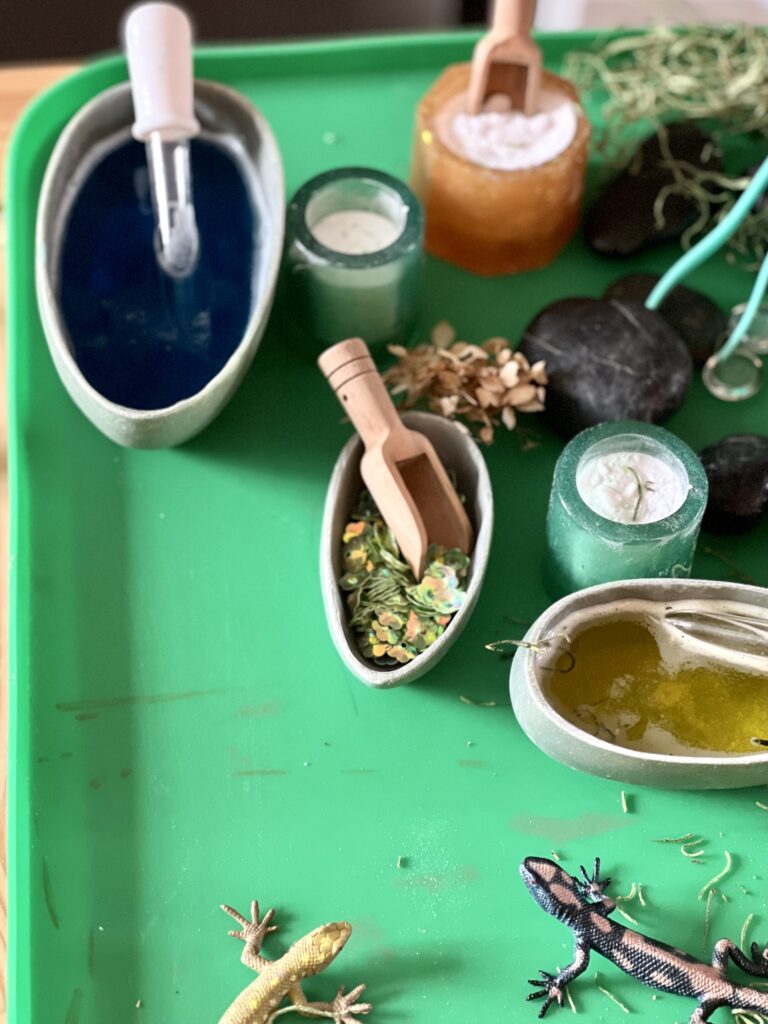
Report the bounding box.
[285,167,423,349]
[545,421,709,597]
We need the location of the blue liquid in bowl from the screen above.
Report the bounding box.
[59,137,257,410]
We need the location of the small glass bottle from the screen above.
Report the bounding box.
[411,64,590,276]
[701,299,767,402]
[285,167,423,349]
[702,345,763,402]
[545,421,709,597]
[730,299,768,355]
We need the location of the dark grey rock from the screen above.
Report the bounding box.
[603,273,727,366]
[699,434,768,534]
[585,122,723,258]
[519,298,693,439]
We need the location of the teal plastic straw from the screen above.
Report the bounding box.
[646,155,768,363]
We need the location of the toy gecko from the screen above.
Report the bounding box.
[217,900,372,1024]
[521,856,768,1023]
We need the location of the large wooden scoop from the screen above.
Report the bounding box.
[467,0,542,116]
[319,338,473,579]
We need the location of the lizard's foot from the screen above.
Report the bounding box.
[690,1000,721,1024]
[328,984,372,1024]
[527,970,566,1018]
[221,899,278,953]
[750,941,768,976]
[576,858,612,902]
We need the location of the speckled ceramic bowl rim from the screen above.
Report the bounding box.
[320,411,494,687]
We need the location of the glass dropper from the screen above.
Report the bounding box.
[124,2,201,279]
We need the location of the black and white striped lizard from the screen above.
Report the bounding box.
[521,856,768,1023]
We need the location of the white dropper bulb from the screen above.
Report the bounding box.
[124,2,201,278]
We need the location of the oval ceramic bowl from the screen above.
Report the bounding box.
[321,411,494,687]
[36,79,284,448]
[509,578,768,789]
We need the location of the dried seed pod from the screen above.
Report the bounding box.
[383,322,547,443]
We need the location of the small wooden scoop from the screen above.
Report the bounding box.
[319,338,473,579]
[467,0,542,116]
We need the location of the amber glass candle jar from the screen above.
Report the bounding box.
[411,64,590,276]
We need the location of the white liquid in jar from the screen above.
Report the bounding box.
[311,210,402,255]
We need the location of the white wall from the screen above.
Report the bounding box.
[534,0,768,29]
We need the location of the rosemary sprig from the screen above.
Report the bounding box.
[699,851,733,900]
[595,973,630,1014]
[624,465,645,523]
[739,911,755,953]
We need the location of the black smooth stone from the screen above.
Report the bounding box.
[518,298,693,439]
[585,122,723,258]
[699,434,768,534]
[603,273,727,366]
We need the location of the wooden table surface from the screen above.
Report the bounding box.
[0,60,78,1024]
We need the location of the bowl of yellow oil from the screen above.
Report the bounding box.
[509,579,768,789]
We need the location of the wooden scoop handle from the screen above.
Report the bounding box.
[318,338,402,449]
[490,0,535,40]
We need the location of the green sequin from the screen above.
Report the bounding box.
[339,490,471,666]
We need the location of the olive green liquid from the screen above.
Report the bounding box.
[546,620,768,756]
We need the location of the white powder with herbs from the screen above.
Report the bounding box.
[450,101,578,171]
[576,451,689,525]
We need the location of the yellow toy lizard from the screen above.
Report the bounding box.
[217,900,372,1024]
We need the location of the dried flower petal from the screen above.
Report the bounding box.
[499,360,520,388]
[530,360,548,384]
[501,405,517,430]
[507,383,538,405]
[383,321,547,444]
[483,336,509,355]
[438,395,459,416]
[431,321,456,348]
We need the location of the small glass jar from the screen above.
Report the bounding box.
[411,64,590,276]
[545,421,709,597]
[285,167,423,349]
[701,299,768,402]
[730,299,768,355]
[702,345,763,402]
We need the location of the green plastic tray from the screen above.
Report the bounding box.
[7,31,768,1024]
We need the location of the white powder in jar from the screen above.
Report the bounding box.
[449,101,578,171]
[576,451,689,525]
[310,210,402,255]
